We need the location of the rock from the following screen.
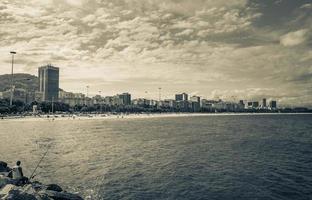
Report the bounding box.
[0,184,37,200]
[0,184,16,198]
[32,181,47,192]
[39,190,84,200]
[3,189,37,200]
[0,161,83,200]
[0,161,10,173]
[46,184,63,192]
[0,161,8,172]
[36,193,54,200]
[0,175,14,188]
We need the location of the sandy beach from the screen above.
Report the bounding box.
[0,112,310,123]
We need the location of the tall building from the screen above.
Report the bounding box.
[38,64,59,102]
[252,101,259,108]
[269,100,277,109]
[118,93,131,105]
[190,96,200,103]
[190,96,201,112]
[175,93,188,101]
[262,98,267,107]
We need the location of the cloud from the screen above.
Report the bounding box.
[300,3,312,9]
[280,29,309,46]
[0,0,311,106]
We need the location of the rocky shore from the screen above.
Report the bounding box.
[0,161,83,200]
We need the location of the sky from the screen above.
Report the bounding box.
[0,0,311,107]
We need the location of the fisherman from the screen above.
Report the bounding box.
[12,161,29,185]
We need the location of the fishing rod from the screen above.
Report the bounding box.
[29,145,51,180]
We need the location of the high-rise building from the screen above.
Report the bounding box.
[190,96,200,103]
[252,101,259,108]
[269,100,277,109]
[190,96,201,112]
[175,93,188,101]
[262,98,267,107]
[118,93,131,105]
[38,64,59,102]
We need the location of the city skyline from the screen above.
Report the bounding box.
[0,69,281,107]
[0,0,311,107]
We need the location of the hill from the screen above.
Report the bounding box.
[0,73,38,92]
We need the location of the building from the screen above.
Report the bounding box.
[132,98,149,107]
[190,96,201,112]
[38,64,59,102]
[160,99,176,109]
[92,95,103,105]
[176,100,190,112]
[190,96,200,103]
[201,99,219,112]
[148,99,158,106]
[117,93,131,105]
[59,91,86,107]
[252,101,259,108]
[111,96,124,106]
[0,88,35,104]
[175,93,188,101]
[269,100,277,109]
[262,98,267,108]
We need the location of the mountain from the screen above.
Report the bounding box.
[0,73,38,92]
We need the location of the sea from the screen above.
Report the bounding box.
[0,114,311,200]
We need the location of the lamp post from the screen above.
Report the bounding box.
[9,51,16,106]
[99,90,102,113]
[158,87,161,101]
[85,85,89,105]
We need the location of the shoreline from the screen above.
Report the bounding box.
[0,112,311,122]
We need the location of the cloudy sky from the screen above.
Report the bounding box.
[0,0,311,107]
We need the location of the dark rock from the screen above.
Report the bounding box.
[0,176,14,188]
[4,189,37,200]
[32,181,47,192]
[0,161,8,172]
[37,193,54,200]
[46,184,63,192]
[0,184,36,200]
[0,161,83,200]
[40,190,84,200]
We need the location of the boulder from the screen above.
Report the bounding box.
[39,190,84,200]
[0,176,14,189]
[32,181,47,192]
[0,161,8,173]
[36,193,54,200]
[46,184,63,192]
[0,161,83,200]
[0,184,36,200]
[0,184,16,198]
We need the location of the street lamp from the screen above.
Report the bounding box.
[99,90,102,113]
[10,51,17,106]
[86,85,89,98]
[85,85,89,105]
[158,87,162,101]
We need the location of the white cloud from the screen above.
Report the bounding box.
[300,3,312,9]
[0,0,311,106]
[280,29,309,46]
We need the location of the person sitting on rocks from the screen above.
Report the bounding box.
[12,161,29,185]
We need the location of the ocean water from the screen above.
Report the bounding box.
[0,114,311,200]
